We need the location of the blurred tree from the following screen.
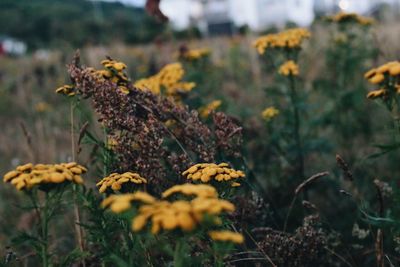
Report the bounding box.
[0,0,166,49]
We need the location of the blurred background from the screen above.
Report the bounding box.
[1,0,400,54]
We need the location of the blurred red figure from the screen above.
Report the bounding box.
[145,0,168,22]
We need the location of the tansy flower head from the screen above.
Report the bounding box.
[96,58,131,94]
[132,200,196,234]
[208,230,244,244]
[134,62,195,100]
[101,192,156,213]
[253,28,311,55]
[199,100,222,118]
[278,60,299,76]
[3,162,86,191]
[96,172,147,193]
[182,163,245,187]
[261,106,279,121]
[55,85,76,97]
[130,187,235,234]
[364,61,400,100]
[162,184,218,199]
[180,48,210,61]
[327,12,375,25]
[366,89,387,99]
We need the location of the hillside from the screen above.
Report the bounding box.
[0,0,165,49]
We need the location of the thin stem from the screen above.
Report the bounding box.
[173,239,185,267]
[283,196,297,232]
[288,74,305,183]
[244,229,277,267]
[41,193,49,267]
[324,246,354,267]
[70,100,86,266]
[70,101,76,161]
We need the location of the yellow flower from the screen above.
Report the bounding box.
[96,172,148,193]
[208,230,244,244]
[3,162,86,191]
[326,12,374,25]
[261,107,279,121]
[134,62,195,101]
[278,60,299,76]
[130,184,236,234]
[182,163,245,186]
[364,61,400,100]
[107,136,118,149]
[55,85,76,97]
[191,197,235,215]
[368,73,384,84]
[366,89,387,99]
[199,100,222,118]
[132,200,196,234]
[96,59,131,94]
[162,184,218,199]
[364,68,376,79]
[253,28,311,55]
[101,192,156,213]
[181,48,210,61]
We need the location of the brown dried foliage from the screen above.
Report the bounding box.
[67,53,242,193]
[255,215,330,266]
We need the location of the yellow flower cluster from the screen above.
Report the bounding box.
[101,191,156,213]
[261,106,280,121]
[199,100,222,118]
[55,85,76,97]
[182,163,245,187]
[102,184,241,241]
[208,230,244,244]
[162,183,218,199]
[96,59,130,94]
[96,172,147,193]
[181,48,210,61]
[253,28,311,55]
[278,60,299,76]
[3,162,86,191]
[364,61,400,99]
[132,184,235,234]
[327,12,375,25]
[134,63,195,97]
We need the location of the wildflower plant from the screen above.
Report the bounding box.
[182,163,245,188]
[100,184,244,266]
[65,53,242,194]
[316,11,377,161]
[96,172,147,193]
[365,61,400,111]
[2,162,86,266]
[254,27,311,185]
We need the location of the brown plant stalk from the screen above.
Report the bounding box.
[284,171,329,231]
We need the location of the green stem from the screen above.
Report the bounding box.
[41,193,49,267]
[288,75,305,183]
[173,239,186,267]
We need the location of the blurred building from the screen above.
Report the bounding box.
[159,0,400,31]
[0,36,27,56]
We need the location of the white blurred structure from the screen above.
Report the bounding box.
[161,0,314,31]
[0,36,27,56]
[156,0,400,31]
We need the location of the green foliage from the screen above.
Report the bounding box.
[0,0,165,49]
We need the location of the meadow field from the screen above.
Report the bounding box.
[1,11,400,266]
